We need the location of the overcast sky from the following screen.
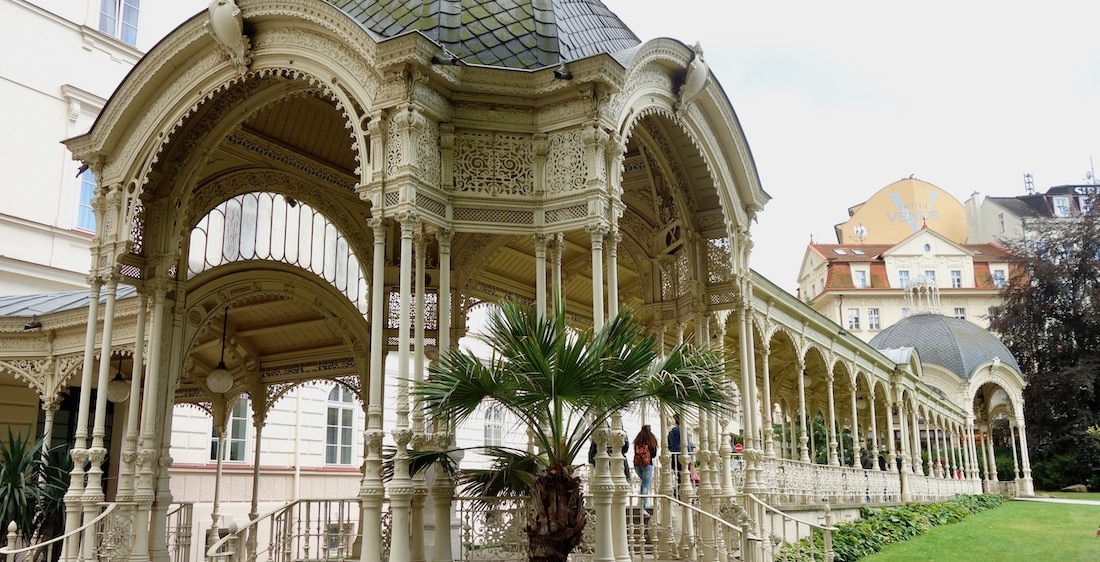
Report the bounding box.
[602,0,1100,293]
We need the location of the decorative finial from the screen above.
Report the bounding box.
[206,0,251,74]
[677,42,708,109]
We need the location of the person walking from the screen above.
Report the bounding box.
[667,414,693,487]
[633,425,658,508]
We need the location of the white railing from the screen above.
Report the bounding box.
[1,503,117,562]
[166,502,194,562]
[746,493,835,562]
[206,498,360,562]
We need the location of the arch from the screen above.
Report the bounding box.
[179,264,371,403]
[187,189,369,313]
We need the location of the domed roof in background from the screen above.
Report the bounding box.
[325,0,641,69]
[869,313,1021,380]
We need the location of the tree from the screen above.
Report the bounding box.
[988,211,1100,488]
[414,301,733,562]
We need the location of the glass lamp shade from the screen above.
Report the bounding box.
[106,373,130,403]
[206,362,233,394]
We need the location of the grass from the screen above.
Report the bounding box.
[864,500,1100,561]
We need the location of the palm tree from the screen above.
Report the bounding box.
[414,301,734,562]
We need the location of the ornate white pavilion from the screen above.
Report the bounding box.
[0,1,1032,561]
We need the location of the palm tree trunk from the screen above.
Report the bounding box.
[526,462,585,562]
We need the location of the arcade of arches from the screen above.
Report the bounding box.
[0,2,1031,561]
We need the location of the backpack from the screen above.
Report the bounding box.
[633,443,651,467]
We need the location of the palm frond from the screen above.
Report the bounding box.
[456,447,542,505]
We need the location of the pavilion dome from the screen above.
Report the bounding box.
[326,0,642,70]
[869,313,1021,380]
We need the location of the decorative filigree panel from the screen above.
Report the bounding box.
[385,289,439,330]
[706,237,733,284]
[453,131,534,196]
[416,193,446,217]
[546,204,587,224]
[130,203,144,255]
[187,191,367,313]
[386,112,403,177]
[384,191,400,207]
[545,129,586,194]
[417,119,441,187]
[452,207,533,224]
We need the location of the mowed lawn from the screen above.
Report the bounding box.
[864,499,1100,562]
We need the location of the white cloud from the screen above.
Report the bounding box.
[603,0,1100,291]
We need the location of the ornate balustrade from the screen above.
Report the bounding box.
[207,498,361,562]
[166,502,193,562]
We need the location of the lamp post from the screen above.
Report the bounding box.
[207,307,233,552]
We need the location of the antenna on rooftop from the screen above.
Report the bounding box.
[1023,173,1035,194]
[1087,157,1097,185]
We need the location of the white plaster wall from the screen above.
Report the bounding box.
[0,0,205,294]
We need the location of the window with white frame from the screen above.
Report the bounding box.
[998,213,1006,233]
[898,270,909,288]
[210,396,249,462]
[847,308,860,330]
[853,270,867,288]
[868,308,881,330]
[953,307,966,320]
[484,405,504,447]
[1081,196,1092,215]
[77,169,96,232]
[1053,196,1071,218]
[950,270,962,288]
[99,0,140,45]
[901,307,910,318]
[924,270,936,282]
[992,269,1006,288]
[326,386,356,465]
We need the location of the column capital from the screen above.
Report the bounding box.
[435,227,453,250]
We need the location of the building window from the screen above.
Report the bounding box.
[77,169,96,232]
[210,396,249,462]
[484,405,504,447]
[901,307,909,318]
[924,270,936,282]
[954,307,966,320]
[326,386,355,465]
[847,308,860,330]
[1053,196,1071,218]
[998,213,1006,233]
[868,308,881,330]
[99,0,140,45]
[854,270,867,288]
[992,270,1006,288]
[898,270,909,288]
[950,270,962,288]
[1081,196,1092,215]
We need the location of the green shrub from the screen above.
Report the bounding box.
[1031,454,1088,490]
[777,494,1005,562]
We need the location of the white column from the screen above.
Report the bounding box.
[437,229,452,353]
[849,385,861,467]
[118,292,148,501]
[606,230,620,319]
[797,362,810,462]
[1016,418,1035,495]
[761,345,775,458]
[411,231,427,562]
[550,233,564,310]
[587,224,608,329]
[133,281,166,562]
[826,375,839,466]
[362,218,387,562]
[62,278,100,562]
[868,391,880,465]
[388,213,417,562]
[533,234,548,319]
[83,274,119,560]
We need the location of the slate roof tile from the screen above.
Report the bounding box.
[323,0,641,70]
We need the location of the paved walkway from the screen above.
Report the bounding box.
[1015,496,1100,506]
